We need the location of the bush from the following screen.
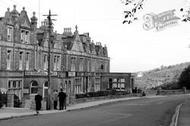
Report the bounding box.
[142,91,146,96]
[178,65,190,89]
[75,90,131,99]
[0,92,3,108]
[75,93,89,99]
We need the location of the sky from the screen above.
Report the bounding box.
[0,0,190,73]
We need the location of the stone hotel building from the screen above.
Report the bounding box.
[0,6,134,108]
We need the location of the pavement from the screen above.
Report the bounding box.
[177,97,190,126]
[0,95,189,126]
[0,96,141,120]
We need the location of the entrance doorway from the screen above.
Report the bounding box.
[43,81,48,98]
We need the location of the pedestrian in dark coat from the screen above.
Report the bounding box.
[35,92,42,115]
[63,91,67,110]
[58,89,67,110]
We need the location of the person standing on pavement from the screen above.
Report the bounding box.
[35,91,42,115]
[58,88,67,110]
[63,90,67,110]
[53,90,58,110]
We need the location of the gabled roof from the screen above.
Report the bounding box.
[3,6,31,29]
[70,26,84,52]
[61,26,108,57]
[19,7,31,29]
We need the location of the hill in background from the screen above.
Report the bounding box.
[134,62,190,89]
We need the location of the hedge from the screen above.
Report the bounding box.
[75,90,131,99]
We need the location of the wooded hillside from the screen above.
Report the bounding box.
[134,62,190,89]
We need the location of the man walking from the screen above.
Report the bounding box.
[35,91,42,115]
[58,89,67,110]
[63,91,67,110]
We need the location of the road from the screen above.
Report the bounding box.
[0,95,189,126]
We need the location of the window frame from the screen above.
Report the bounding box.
[19,51,23,70]
[79,58,84,72]
[43,53,48,70]
[7,26,13,42]
[30,81,39,95]
[20,29,30,43]
[25,52,30,70]
[7,50,12,70]
[71,57,76,71]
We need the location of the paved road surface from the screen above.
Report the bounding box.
[0,95,188,126]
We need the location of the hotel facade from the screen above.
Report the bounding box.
[0,6,134,108]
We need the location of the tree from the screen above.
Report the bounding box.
[178,65,190,89]
[180,7,190,22]
[0,91,2,108]
[121,0,190,24]
[121,0,144,24]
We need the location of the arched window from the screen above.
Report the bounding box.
[30,81,38,94]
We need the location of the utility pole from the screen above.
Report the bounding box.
[43,10,57,110]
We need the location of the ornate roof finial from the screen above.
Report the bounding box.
[74,25,79,35]
[33,12,36,16]
[7,8,10,12]
[23,7,25,11]
[75,25,78,31]
[13,5,16,10]
[31,11,37,24]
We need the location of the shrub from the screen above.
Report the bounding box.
[75,94,87,99]
[75,90,131,99]
[178,65,190,89]
[0,92,3,108]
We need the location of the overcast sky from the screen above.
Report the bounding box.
[0,0,190,72]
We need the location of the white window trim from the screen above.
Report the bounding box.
[53,55,61,71]
[56,55,61,71]
[7,50,12,70]
[43,54,48,70]
[79,58,84,72]
[25,31,30,44]
[71,57,76,71]
[25,52,30,70]
[21,30,25,43]
[30,81,39,95]
[91,60,96,72]
[7,26,13,42]
[43,82,48,98]
[19,51,23,70]
[53,55,57,71]
[7,80,22,90]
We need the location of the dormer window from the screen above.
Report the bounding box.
[21,29,30,43]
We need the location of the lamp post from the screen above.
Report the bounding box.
[44,10,57,110]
